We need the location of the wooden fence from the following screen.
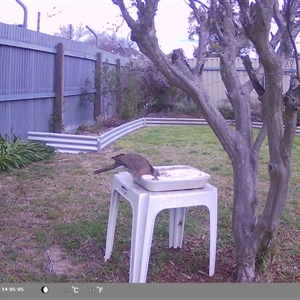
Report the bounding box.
[0,22,129,140]
[187,57,292,108]
[0,22,295,141]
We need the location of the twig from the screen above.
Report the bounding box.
[45,249,56,275]
[179,272,192,280]
[198,269,208,275]
[287,0,300,81]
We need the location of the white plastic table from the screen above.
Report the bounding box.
[104,171,218,283]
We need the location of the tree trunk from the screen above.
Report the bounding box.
[231,121,294,282]
[231,139,259,282]
[235,245,256,283]
[233,162,292,283]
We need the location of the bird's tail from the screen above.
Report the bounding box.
[93,163,117,174]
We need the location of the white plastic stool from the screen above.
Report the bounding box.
[104,171,218,283]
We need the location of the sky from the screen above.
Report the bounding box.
[0,0,198,57]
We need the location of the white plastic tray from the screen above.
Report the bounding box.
[133,165,211,192]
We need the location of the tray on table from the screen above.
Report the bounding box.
[133,165,211,192]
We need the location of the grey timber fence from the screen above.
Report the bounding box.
[0,22,129,141]
[1,22,295,142]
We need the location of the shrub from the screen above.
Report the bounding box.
[125,59,187,116]
[218,105,235,120]
[0,136,55,172]
[118,71,141,120]
[174,97,197,114]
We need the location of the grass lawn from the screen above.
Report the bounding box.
[0,126,299,283]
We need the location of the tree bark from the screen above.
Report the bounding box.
[230,134,259,282]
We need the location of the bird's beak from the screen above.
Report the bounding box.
[152,170,160,180]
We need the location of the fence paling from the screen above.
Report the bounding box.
[0,22,130,141]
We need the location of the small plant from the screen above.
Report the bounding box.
[122,59,188,117]
[49,111,64,133]
[255,233,277,275]
[218,100,235,120]
[175,97,197,114]
[80,79,95,109]
[0,135,55,172]
[118,70,141,120]
[76,121,102,135]
[101,59,118,119]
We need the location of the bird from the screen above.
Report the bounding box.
[93,153,160,179]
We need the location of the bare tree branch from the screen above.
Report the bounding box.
[112,0,237,159]
[241,55,265,97]
[273,0,285,30]
[188,0,217,75]
[112,0,137,29]
[286,0,300,80]
[239,1,279,72]
[253,123,267,153]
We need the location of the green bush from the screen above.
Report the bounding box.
[0,136,55,172]
[174,97,197,114]
[118,73,140,120]
[218,105,235,120]
[117,98,139,120]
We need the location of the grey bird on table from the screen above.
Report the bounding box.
[93,153,160,180]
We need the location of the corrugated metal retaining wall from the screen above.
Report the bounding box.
[28,118,300,153]
[0,22,129,141]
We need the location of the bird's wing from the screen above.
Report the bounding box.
[114,153,151,174]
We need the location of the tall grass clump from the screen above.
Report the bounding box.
[0,135,55,172]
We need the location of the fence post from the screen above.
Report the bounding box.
[94,52,102,121]
[116,58,122,112]
[53,42,64,133]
